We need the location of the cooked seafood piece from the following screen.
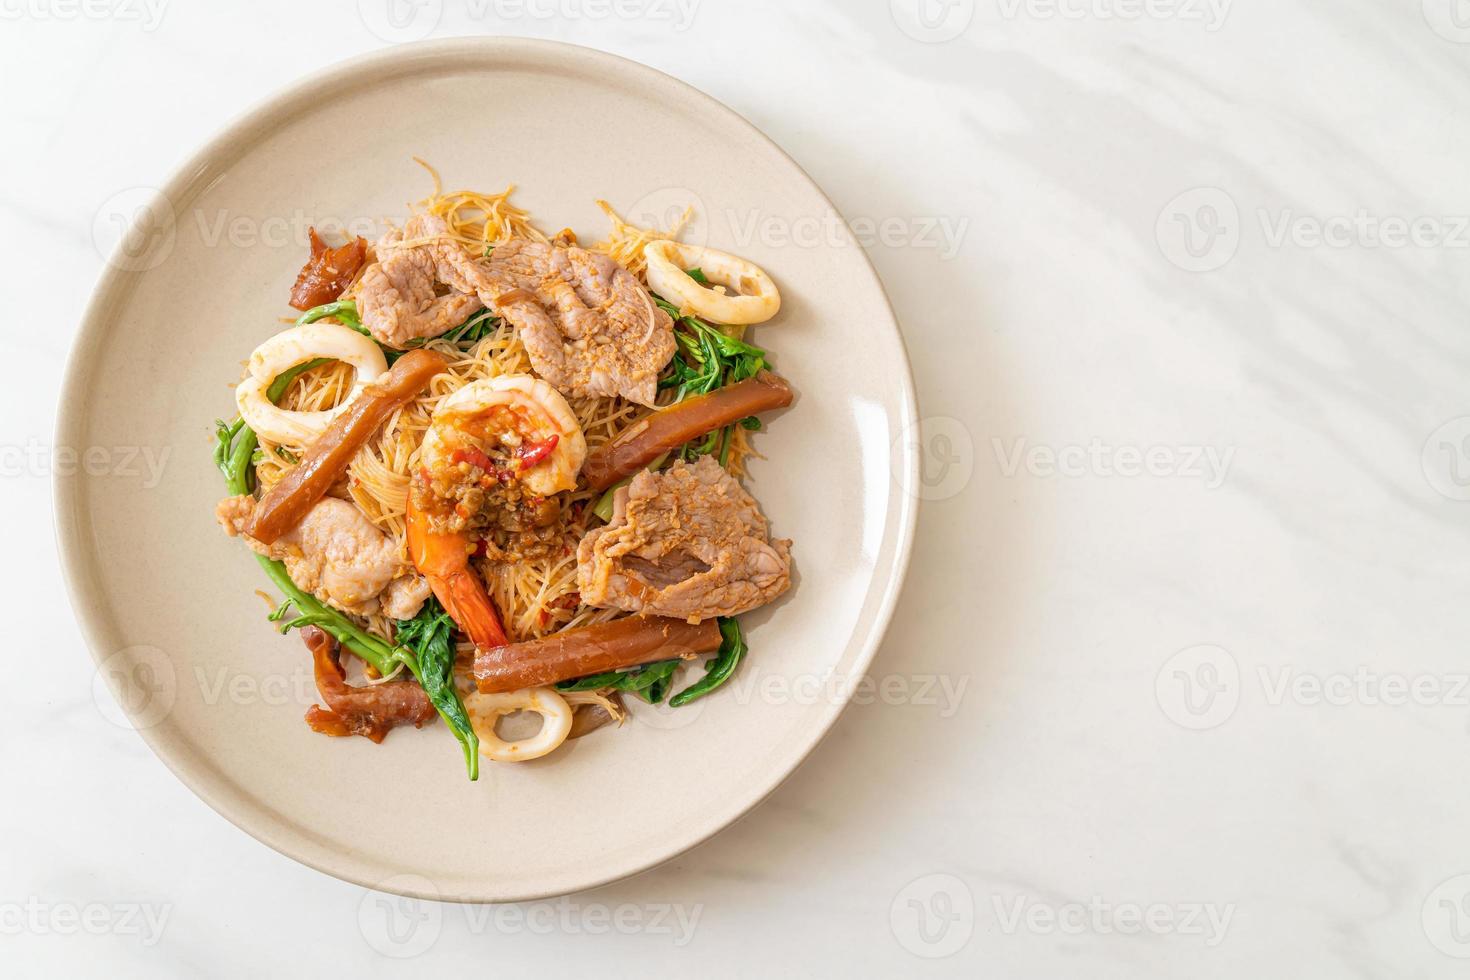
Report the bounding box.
[235,322,388,447]
[405,489,510,652]
[213,172,800,775]
[357,216,485,348]
[643,240,780,325]
[483,239,675,407]
[474,615,722,693]
[300,627,436,742]
[577,455,792,622]
[249,349,448,545]
[582,371,794,491]
[420,375,586,498]
[463,687,573,761]
[289,228,368,310]
[405,374,585,646]
[412,373,586,568]
[217,494,431,620]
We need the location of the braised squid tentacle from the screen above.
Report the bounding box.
[474,616,722,694]
[213,364,481,779]
[249,348,447,545]
[581,372,794,491]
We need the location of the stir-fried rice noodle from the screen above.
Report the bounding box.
[250,174,749,684]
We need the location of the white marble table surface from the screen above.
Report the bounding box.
[8,1,1470,976]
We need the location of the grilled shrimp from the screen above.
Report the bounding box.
[419,375,587,497]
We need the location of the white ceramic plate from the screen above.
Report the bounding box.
[57,38,917,902]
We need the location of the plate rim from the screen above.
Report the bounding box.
[55,36,920,903]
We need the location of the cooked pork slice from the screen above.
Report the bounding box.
[380,575,433,621]
[216,494,429,620]
[483,239,675,407]
[576,455,792,622]
[356,216,484,348]
[358,215,673,401]
[300,627,435,742]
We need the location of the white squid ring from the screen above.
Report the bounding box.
[235,323,387,447]
[643,240,781,325]
[465,686,574,762]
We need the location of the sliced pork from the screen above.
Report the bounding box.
[356,216,484,348]
[356,217,674,404]
[483,238,674,407]
[216,494,430,620]
[576,455,792,622]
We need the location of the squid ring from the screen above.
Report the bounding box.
[643,240,781,325]
[465,686,574,762]
[235,323,388,446]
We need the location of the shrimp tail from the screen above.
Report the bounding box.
[405,487,511,650]
[436,570,511,651]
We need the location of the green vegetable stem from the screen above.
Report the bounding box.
[212,366,481,779]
